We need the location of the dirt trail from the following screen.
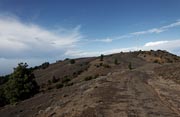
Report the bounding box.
[1,51,180,117]
[1,69,180,117]
[77,70,180,117]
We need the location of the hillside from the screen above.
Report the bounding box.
[0,50,180,117]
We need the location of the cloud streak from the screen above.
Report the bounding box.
[132,21,180,36]
[0,16,82,58]
[96,20,180,43]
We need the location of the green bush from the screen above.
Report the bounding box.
[65,82,74,87]
[0,87,7,107]
[41,62,49,69]
[99,63,103,66]
[64,58,70,61]
[3,63,39,104]
[55,83,63,89]
[84,76,93,81]
[70,59,75,64]
[0,75,10,85]
[128,62,132,70]
[114,59,118,65]
[62,76,71,83]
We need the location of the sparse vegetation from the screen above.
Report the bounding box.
[65,82,74,87]
[52,76,59,83]
[55,83,63,89]
[62,76,71,83]
[103,64,111,68]
[154,59,159,63]
[84,74,99,81]
[64,58,70,61]
[0,63,39,106]
[114,59,118,65]
[100,54,104,61]
[48,80,52,85]
[84,76,93,81]
[70,59,75,64]
[128,62,132,70]
[41,62,49,69]
[0,50,180,116]
[94,74,99,79]
[0,75,10,85]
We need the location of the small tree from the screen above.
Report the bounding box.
[41,62,49,69]
[100,54,104,61]
[0,87,7,107]
[114,59,118,65]
[128,62,132,70]
[4,63,39,104]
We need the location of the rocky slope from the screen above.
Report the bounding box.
[0,50,180,117]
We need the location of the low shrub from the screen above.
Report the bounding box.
[48,80,52,85]
[103,64,110,68]
[52,76,59,83]
[56,83,63,89]
[128,62,132,70]
[65,82,74,86]
[84,76,93,81]
[154,59,159,63]
[94,74,99,79]
[62,76,71,83]
[114,59,118,65]
[41,62,49,69]
[70,59,75,64]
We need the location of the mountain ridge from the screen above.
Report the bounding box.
[0,50,180,117]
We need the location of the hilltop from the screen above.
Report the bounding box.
[0,50,180,117]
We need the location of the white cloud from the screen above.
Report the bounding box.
[0,15,84,75]
[0,15,82,58]
[144,41,169,47]
[97,20,180,42]
[131,28,166,35]
[65,47,137,57]
[132,21,180,36]
[94,38,113,43]
[143,40,180,50]
[66,40,180,57]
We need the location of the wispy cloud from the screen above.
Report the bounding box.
[132,20,180,36]
[131,28,165,35]
[96,20,180,42]
[94,38,113,42]
[0,15,82,58]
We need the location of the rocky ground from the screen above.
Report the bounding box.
[0,50,180,117]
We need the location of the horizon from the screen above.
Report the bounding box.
[0,0,180,75]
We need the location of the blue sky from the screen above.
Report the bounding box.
[0,0,180,75]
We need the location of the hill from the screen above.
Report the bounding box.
[0,50,180,117]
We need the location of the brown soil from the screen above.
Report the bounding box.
[0,50,180,117]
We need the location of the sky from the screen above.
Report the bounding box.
[0,0,180,75]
